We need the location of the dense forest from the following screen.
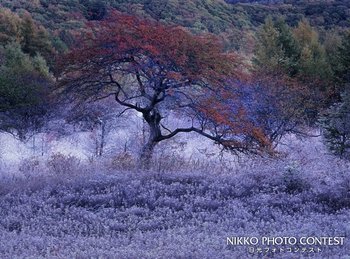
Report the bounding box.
[0,0,349,51]
[1,0,350,157]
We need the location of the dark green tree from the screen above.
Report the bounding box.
[81,0,108,21]
[335,31,350,87]
[320,89,350,159]
[0,42,52,139]
[293,19,331,81]
[253,16,284,72]
[254,16,302,76]
[274,18,300,76]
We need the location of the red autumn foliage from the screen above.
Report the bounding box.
[57,11,242,83]
[56,11,273,166]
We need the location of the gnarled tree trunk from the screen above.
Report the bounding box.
[139,139,157,170]
[138,110,162,170]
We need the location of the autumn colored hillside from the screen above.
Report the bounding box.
[1,0,349,52]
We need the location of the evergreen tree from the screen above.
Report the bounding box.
[84,0,107,21]
[253,16,284,72]
[274,18,300,76]
[323,30,343,102]
[320,89,350,159]
[0,42,52,139]
[336,31,350,86]
[254,16,301,76]
[293,19,331,81]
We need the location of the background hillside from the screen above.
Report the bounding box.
[230,0,350,28]
[0,0,349,52]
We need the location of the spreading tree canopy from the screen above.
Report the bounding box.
[57,11,271,168]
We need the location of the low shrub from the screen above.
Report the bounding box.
[109,152,136,171]
[18,157,41,178]
[46,153,81,176]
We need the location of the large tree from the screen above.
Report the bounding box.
[0,42,52,140]
[56,11,270,168]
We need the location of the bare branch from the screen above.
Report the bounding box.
[116,107,133,117]
[160,123,172,134]
[114,91,145,113]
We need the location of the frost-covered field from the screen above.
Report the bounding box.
[0,135,349,258]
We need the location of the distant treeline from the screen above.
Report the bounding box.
[227,0,350,28]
